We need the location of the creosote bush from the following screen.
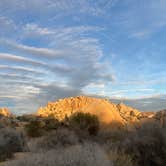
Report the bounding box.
[69,112,99,136]
[121,122,166,166]
[24,117,60,137]
[43,116,60,131]
[25,120,45,137]
[17,114,37,122]
[0,128,27,161]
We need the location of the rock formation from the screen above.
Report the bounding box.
[137,110,166,127]
[0,108,11,117]
[38,96,142,125]
[137,111,155,119]
[117,102,141,123]
[37,96,166,128]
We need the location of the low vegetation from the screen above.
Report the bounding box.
[0,128,27,161]
[25,119,45,137]
[24,117,60,137]
[0,116,18,129]
[69,112,100,136]
[0,112,166,166]
[120,122,166,166]
[28,128,79,152]
[6,143,112,166]
[108,150,133,166]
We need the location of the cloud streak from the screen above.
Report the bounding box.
[0,0,165,113]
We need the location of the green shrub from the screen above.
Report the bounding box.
[25,120,45,137]
[0,128,28,161]
[24,117,60,137]
[17,114,37,122]
[69,112,99,136]
[43,117,59,131]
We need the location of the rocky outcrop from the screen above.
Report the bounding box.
[0,108,11,117]
[117,103,141,123]
[0,108,17,128]
[137,112,155,119]
[36,96,166,128]
[38,96,142,125]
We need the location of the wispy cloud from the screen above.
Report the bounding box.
[0,23,114,113]
[0,16,16,37]
[117,0,166,38]
[0,0,165,113]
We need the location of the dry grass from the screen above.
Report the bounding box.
[28,127,79,152]
[108,150,134,166]
[6,143,112,166]
[120,122,166,166]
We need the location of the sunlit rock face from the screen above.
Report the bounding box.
[117,103,141,123]
[38,96,143,125]
[0,108,11,117]
[138,112,155,119]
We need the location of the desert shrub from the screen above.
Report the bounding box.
[24,116,62,138]
[0,116,6,128]
[121,122,166,166]
[0,128,28,161]
[7,143,112,166]
[108,150,134,166]
[25,120,45,137]
[28,127,79,152]
[43,117,60,131]
[17,114,37,122]
[69,112,99,136]
[0,116,18,129]
[98,122,128,144]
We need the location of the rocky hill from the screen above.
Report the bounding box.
[0,108,11,117]
[38,96,142,125]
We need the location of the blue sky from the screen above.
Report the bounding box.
[0,0,166,114]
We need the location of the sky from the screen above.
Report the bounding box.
[0,0,166,114]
